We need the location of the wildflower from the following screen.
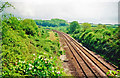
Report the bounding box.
[57,71,60,74]
[29,64,32,66]
[29,67,32,70]
[52,71,54,72]
[33,54,35,56]
[109,70,112,74]
[15,62,17,65]
[19,60,21,63]
[38,55,42,59]
[45,61,47,64]
[44,52,46,54]
[52,67,54,69]
[48,60,50,63]
[44,58,46,61]
[50,57,52,59]
[22,61,25,63]
[34,69,36,72]
[115,75,117,77]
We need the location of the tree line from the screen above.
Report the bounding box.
[34,19,69,27]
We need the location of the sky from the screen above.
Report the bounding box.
[2,0,120,24]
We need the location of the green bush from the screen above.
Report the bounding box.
[2,54,62,77]
[67,23,120,67]
[2,14,64,77]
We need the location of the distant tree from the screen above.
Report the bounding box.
[97,24,106,29]
[103,24,106,29]
[34,19,69,27]
[69,21,80,33]
[81,23,91,31]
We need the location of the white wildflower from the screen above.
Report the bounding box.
[22,61,25,63]
[19,60,21,63]
[34,69,36,71]
[109,70,112,74]
[44,58,46,60]
[29,64,32,66]
[52,71,54,72]
[33,54,35,56]
[29,67,32,70]
[52,67,54,69]
[38,55,41,59]
[57,71,60,74]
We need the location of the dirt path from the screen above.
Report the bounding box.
[49,31,56,41]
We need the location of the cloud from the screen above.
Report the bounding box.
[3,0,119,24]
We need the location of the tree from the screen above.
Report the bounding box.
[81,23,91,31]
[97,24,106,29]
[69,21,80,33]
[0,1,15,13]
[21,19,38,36]
[34,19,69,27]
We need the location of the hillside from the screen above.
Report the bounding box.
[2,14,64,77]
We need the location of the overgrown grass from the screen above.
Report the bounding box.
[2,14,65,77]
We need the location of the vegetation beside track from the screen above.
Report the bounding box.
[49,21,120,68]
[2,14,65,77]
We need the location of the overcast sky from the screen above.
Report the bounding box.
[2,0,120,24]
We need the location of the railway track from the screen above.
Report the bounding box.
[53,30,118,78]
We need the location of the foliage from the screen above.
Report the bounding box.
[107,70,120,77]
[34,19,69,27]
[2,14,64,77]
[55,20,120,68]
[47,26,69,33]
[3,54,62,77]
[21,19,39,36]
[116,26,120,39]
[69,21,80,33]
[0,1,15,12]
[74,27,120,67]
[81,23,91,31]
[97,24,106,29]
